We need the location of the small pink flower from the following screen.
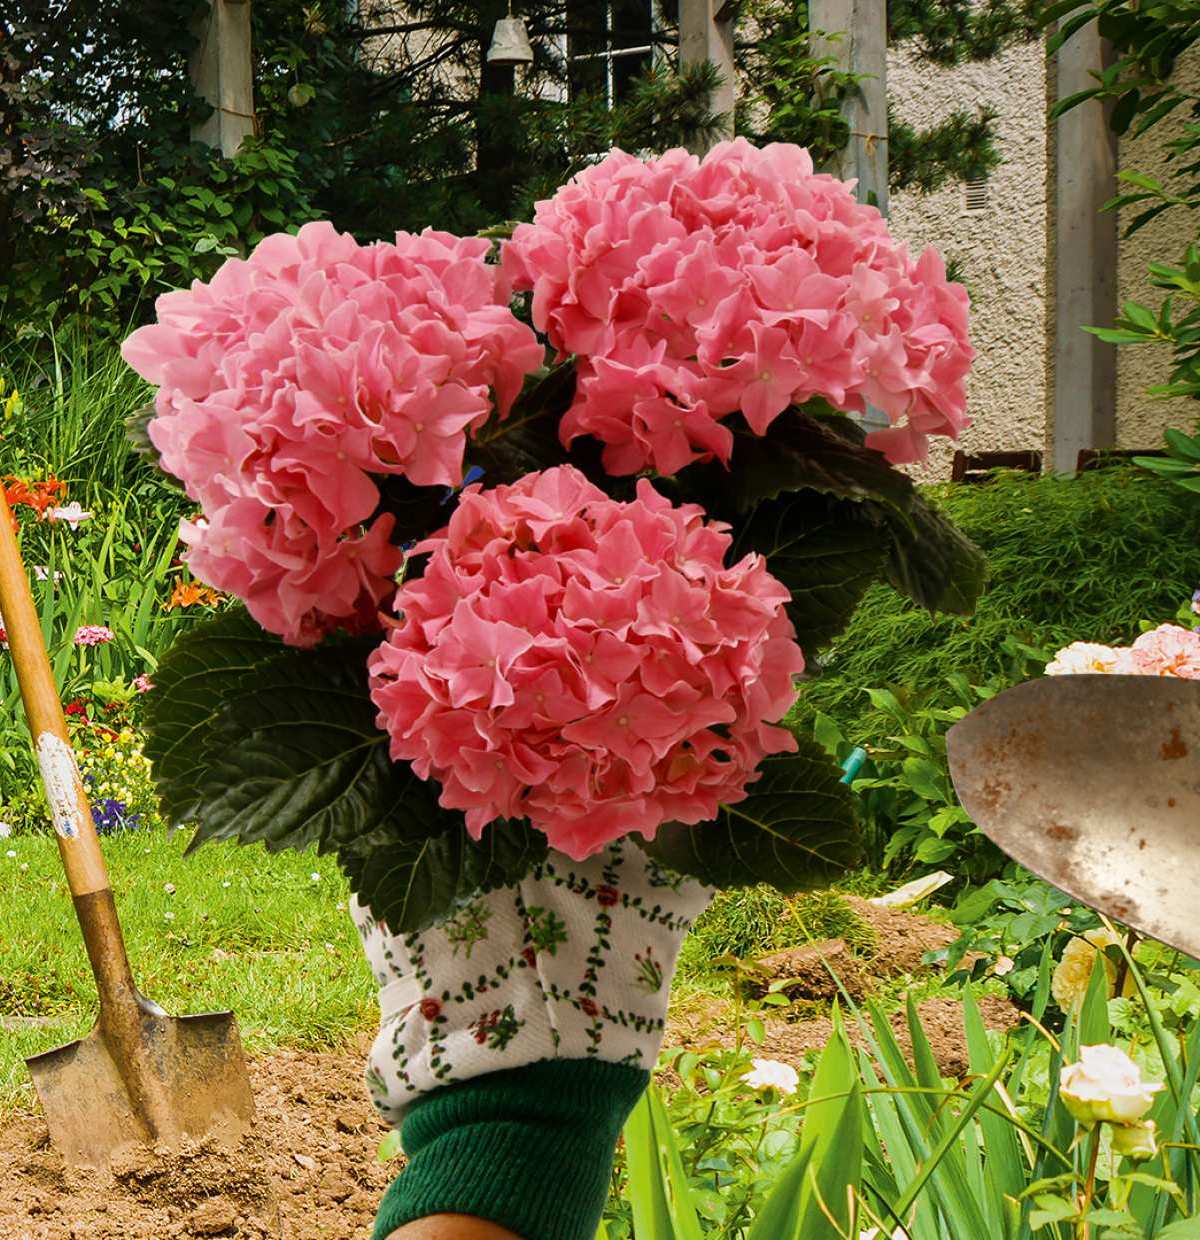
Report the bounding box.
[73,625,114,647]
[132,673,154,693]
[33,566,64,582]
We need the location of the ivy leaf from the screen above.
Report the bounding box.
[338,806,549,934]
[729,489,887,652]
[637,740,861,890]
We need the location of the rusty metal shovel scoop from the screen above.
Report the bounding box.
[946,673,1200,959]
[0,492,255,1168]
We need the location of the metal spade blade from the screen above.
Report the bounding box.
[946,674,1200,959]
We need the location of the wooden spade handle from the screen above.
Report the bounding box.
[0,491,114,899]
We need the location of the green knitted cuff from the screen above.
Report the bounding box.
[372,1058,649,1240]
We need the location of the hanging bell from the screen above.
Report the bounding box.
[486,15,534,66]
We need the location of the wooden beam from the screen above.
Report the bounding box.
[190,1,256,158]
[678,0,736,154]
[809,0,889,213]
[1051,24,1117,472]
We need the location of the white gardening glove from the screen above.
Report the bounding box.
[352,837,711,1126]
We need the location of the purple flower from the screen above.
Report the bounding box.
[91,799,140,834]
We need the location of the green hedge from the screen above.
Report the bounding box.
[795,466,1200,742]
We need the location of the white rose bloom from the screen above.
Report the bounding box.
[1060,1044,1162,1128]
[1045,642,1136,676]
[742,1058,799,1095]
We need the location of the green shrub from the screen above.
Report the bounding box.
[796,466,1200,745]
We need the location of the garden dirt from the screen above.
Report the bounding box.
[0,1033,394,1239]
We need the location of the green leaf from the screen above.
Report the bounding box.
[637,738,861,890]
[146,610,545,931]
[711,407,914,515]
[339,807,549,934]
[125,400,172,478]
[470,363,577,484]
[729,489,887,651]
[144,608,286,823]
[623,1084,705,1240]
[882,492,988,614]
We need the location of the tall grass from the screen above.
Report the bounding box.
[798,468,1200,743]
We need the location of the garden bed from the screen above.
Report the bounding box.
[0,1036,392,1240]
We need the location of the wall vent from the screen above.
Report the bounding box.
[964,176,989,213]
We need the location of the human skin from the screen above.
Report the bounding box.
[385,1217,523,1240]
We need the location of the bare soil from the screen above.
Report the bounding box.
[0,1034,393,1239]
[0,900,1009,1237]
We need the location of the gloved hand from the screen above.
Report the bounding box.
[352,838,711,1240]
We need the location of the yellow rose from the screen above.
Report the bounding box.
[1051,928,1125,1013]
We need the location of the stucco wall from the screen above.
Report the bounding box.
[886,40,1050,480]
[1115,43,1200,447]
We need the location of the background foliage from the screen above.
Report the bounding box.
[2,0,1035,343]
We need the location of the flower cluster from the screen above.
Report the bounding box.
[1046,623,1200,679]
[78,727,158,827]
[4,475,66,518]
[91,797,141,835]
[503,139,972,475]
[74,625,115,647]
[368,465,803,859]
[122,221,543,646]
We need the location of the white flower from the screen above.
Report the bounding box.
[33,566,64,582]
[1060,1045,1163,1128]
[310,872,321,881]
[1045,641,1135,676]
[163,882,176,894]
[994,956,1015,976]
[742,1058,799,1095]
[45,502,93,528]
[222,881,231,888]
[0,822,11,838]
[5,849,15,858]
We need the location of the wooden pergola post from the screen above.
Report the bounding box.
[679,0,737,154]
[190,0,256,157]
[1050,24,1117,472]
[809,0,889,213]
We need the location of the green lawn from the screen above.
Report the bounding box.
[0,828,376,1111]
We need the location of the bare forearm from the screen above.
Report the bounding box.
[385,1216,524,1240]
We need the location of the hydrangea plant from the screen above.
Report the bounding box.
[127,140,986,934]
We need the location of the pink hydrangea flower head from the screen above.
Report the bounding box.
[504,138,972,474]
[74,625,115,647]
[368,465,804,859]
[122,221,544,646]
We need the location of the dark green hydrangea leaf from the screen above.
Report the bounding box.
[729,489,888,652]
[637,739,861,890]
[338,810,549,935]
